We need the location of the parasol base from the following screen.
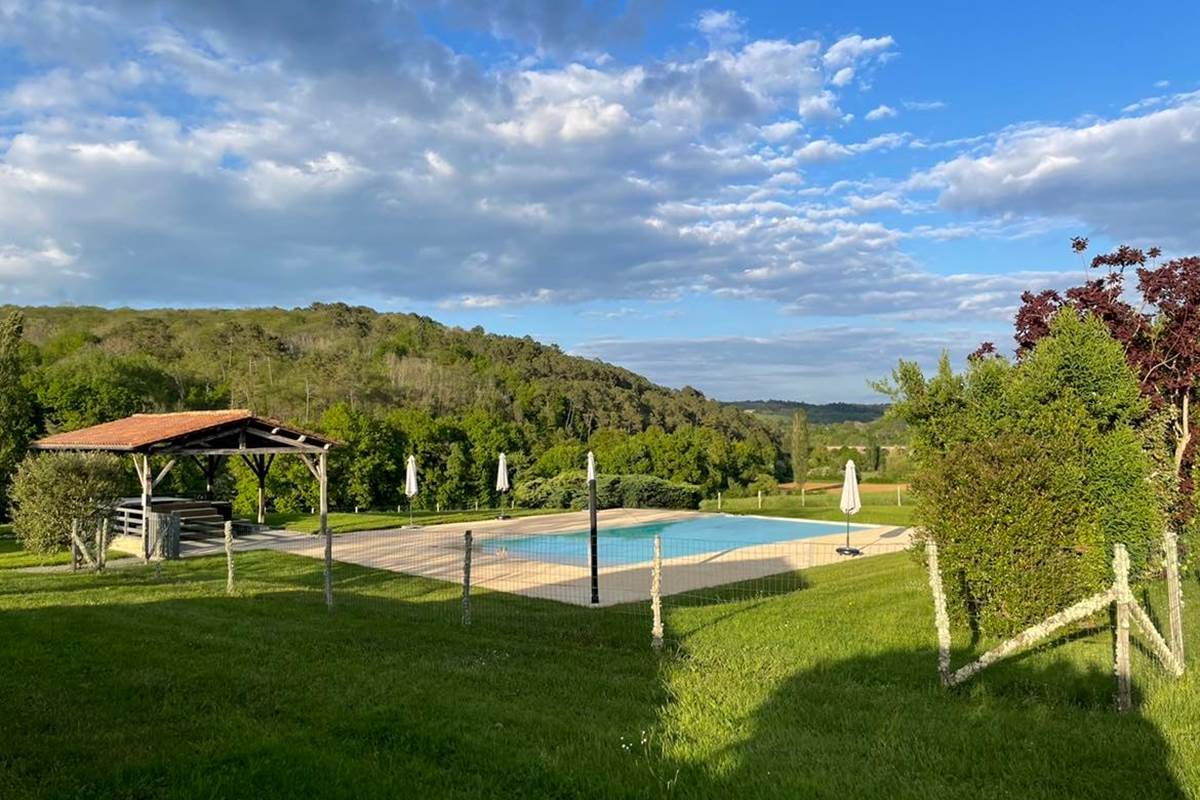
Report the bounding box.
[836,546,862,557]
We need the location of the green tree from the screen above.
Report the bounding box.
[790,409,809,486]
[9,452,128,554]
[0,312,37,516]
[882,310,1163,635]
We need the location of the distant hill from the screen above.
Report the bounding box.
[724,400,889,426]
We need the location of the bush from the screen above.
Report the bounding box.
[514,471,701,510]
[884,310,1163,636]
[8,452,130,554]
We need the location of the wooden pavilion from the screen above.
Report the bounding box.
[32,410,337,575]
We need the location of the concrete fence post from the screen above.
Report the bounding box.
[462,530,473,626]
[651,534,664,651]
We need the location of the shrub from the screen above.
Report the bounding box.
[8,452,130,554]
[884,310,1163,636]
[514,471,701,510]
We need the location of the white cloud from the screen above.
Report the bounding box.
[823,34,896,69]
[920,96,1200,247]
[695,9,745,47]
[830,67,854,87]
[865,104,897,121]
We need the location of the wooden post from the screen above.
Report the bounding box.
[224,521,236,595]
[801,486,805,508]
[925,540,952,685]
[897,486,902,507]
[717,491,722,511]
[462,530,473,626]
[96,518,109,571]
[651,534,663,651]
[1164,527,1186,667]
[1114,544,1133,713]
[70,519,80,572]
[757,490,762,510]
[320,451,331,609]
[136,453,152,562]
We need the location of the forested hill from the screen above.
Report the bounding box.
[723,400,889,425]
[2,304,783,510]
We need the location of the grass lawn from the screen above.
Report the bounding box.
[0,550,1196,798]
[0,530,131,570]
[267,506,569,534]
[701,492,915,527]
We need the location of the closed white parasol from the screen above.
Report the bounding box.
[837,459,862,556]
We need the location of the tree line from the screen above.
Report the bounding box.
[0,304,785,518]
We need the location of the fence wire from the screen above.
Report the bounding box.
[103,508,913,649]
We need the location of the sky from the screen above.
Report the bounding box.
[1,1,1199,402]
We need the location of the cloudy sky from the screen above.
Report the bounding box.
[2,1,1198,401]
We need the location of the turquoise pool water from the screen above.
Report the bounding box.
[481,515,872,566]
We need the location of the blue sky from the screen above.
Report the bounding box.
[1,1,1198,401]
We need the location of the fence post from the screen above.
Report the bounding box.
[70,519,80,571]
[651,534,663,651]
[462,530,473,626]
[717,491,722,511]
[801,486,805,508]
[925,540,952,686]
[96,518,109,571]
[1164,528,1186,667]
[757,490,762,510]
[224,521,236,595]
[897,486,902,507]
[1114,544,1133,713]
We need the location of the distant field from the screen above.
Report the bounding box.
[701,489,914,527]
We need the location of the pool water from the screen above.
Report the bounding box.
[481,514,872,566]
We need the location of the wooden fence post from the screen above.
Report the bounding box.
[651,534,663,651]
[757,490,762,510]
[70,519,80,572]
[801,486,805,508]
[897,486,902,507]
[1164,528,1186,667]
[1114,544,1133,713]
[96,518,109,571]
[462,530,473,626]
[717,491,722,511]
[224,521,236,595]
[925,540,952,686]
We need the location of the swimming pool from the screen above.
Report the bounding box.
[481,515,873,566]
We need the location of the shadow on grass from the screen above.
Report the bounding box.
[0,551,1187,799]
[657,647,1184,799]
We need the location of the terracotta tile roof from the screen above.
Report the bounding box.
[34,410,255,451]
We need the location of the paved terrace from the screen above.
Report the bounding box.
[121,509,913,608]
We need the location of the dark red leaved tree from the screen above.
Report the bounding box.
[1014,241,1200,510]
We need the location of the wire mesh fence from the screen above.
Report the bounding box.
[261,518,913,647]
[90,508,913,650]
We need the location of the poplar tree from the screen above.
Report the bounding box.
[790,409,809,487]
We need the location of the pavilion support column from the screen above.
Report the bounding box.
[135,453,153,562]
[240,453,274,526]
[204,455,220,500]
[320,451,332,609]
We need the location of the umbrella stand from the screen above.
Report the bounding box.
[497,492,508,520]
[406,498,423,530]
[836,511,861,557]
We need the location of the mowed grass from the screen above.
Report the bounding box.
[1,550,1197,798]
[701,491,915,527]
[0,528,131,570]
[267,506,569,534]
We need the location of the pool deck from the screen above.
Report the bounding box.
[138,508,909,607]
